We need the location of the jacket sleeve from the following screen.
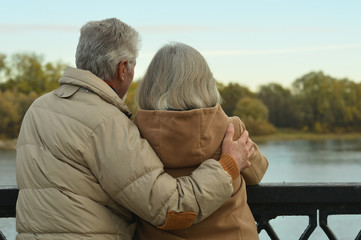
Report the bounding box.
[234,118,269,186]
[242,143,269,185]
[83,114,239,230]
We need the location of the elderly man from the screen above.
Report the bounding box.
[16,18,254,240]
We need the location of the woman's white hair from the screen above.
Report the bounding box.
[137,42,221,110]
[75,18,140,80]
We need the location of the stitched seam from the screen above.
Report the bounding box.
[115,171,177,219]
[82,113,130,158]
[30,105,93,155]
[31,105,93,132]
[250,165,260,183]
[60,75,120,104]
[117,166,163,193]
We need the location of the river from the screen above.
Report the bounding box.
[1,139,361,239]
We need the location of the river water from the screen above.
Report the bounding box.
[1,139,361,239]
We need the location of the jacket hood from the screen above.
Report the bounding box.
[56,67,132,117]
[134,104,229,168]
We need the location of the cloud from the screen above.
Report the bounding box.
[136,25,213,33]
[202,43,361,56]
[136,25,339,34]
[0,24,79,33]
[1,23,339,35]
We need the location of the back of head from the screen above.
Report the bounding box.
[137,42,221,110]
[76,18,139,80]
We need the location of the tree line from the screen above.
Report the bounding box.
[1,53,361,139]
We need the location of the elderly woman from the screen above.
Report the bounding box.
[133,42,268,240]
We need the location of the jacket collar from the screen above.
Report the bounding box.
[57,67,132,117]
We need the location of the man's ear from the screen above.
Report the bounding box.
[117,60,128,81]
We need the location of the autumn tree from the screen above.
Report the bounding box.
[124,80,139,118]
[292,71,361,132]
[0,53,67,139]
[0,53,67,94]
[0,54,9,84]
[0,89,38,138]
[0,54,5,70]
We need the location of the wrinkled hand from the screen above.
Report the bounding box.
[222,123,254,171]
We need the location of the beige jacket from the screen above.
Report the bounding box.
[16,67,240,240]
[133,105,268,240]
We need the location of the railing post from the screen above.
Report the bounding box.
[257,218,280,240]
[0,186,18,218]
[356,231,361,240]
[0,231,7,240]
[300,211,317,240]
[319,210,338,240]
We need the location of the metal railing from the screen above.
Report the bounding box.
[247,183,361,240]
[1,183,361,240]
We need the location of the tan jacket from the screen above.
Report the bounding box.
[133,105,268,240]
[16,67,240,240]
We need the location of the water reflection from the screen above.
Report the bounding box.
[258,139,361,182]
[260,139,361,164]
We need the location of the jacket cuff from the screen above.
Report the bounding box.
[219,153,240,181]
[157,210,197,230]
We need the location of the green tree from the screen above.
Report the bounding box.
[233,97,276,135]
[293,71,333,132]
[218,83,255,116]
[292,71,361,133]
[258,83,301,128]
[328,79,361,132]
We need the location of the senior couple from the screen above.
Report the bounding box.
[16,18,268,240]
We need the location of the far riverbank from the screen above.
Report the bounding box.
[0,139,17,150]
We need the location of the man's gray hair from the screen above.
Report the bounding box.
[76,18,139,80]
[137,42,221,110]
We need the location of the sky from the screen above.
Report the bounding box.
[1,0,361,91]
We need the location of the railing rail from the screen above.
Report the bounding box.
[0,186,17,218]
[1,183,361,240]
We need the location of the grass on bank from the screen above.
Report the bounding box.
[252,129,361,143]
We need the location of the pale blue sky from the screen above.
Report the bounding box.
[1,0,360,90]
